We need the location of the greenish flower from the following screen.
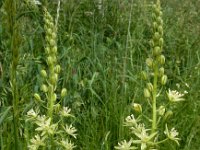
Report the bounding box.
[28,134,45,150]
[60,139,76,150]
[60,107,74,118]
[164,124,180,145]
[35,117,57,136]
[131,124,157,150]
[63,124,77,139]
[115,139,137,150]
[167,89,185,102]
[124,114,138,127]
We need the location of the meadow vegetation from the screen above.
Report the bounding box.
[0,0,200,149]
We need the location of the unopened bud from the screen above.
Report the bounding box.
[55,65,61,74]
[132,103,142,113]
[47,56,53,66]
[153,46,161,56]
[144,88,151,98]
[163,110,173,122]
[52,46,57,54]
[149,40,154,47]
[34,93,41,102]
[159,38,164,47]
[40,70,47,78]
[61,88,67,98]
[52,93,57,102]
[154,32,160,41]
[45,46,50,54]
[157,17,163,25]
[146,58,153,68]
[49,39,56,47]
[161,75,167,85]
[54,103,60,113]
[41,84,48,93]
[159,67,165,76]
[158,26,163,35]
[158,105,165,116]
[50,74,58,85]
[158,55,165,65]
[153,22,158,30]
[147,83,153,92]
[141,71,147,80]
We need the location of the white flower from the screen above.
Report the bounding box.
[35,117,57,136]
[167,89,185,102]
[131,124,157,150]
[60,107,74,117]
[115,139,137,150]
[27,109,38,118]
[164,124,180,145]
[63,124,77,138]
[124,114,138,127]
[33,0,41,5]
[28,134,45,150]
[60,139,76,150]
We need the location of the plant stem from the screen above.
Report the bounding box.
[152,61,158,133]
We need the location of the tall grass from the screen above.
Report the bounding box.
[0,0,200,149]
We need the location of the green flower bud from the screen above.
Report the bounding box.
[155,7,160,16]
[40,70,47,78]
[159,67,165,76]
[47,28,52,35]
[55,65,61,74]
[51,32,57,39]
[152,13,157,20]
[61,88,67,98]
[144,88,151,98]
[153,46,161,56]
[45,46,50,54]
[158,26,163,35]
[52,93,57,102]
[159,11,163,16]
[158,55,165,65]
[146,58,153,68]
[34,93,41,101]
[132,103,142,113]
[154,32,160,41]
[47,56,53,66]
[159,38,164,47]
[147,83,153,92]
[163,110,173,122]
[141,71,147,80]
[158,105,165,116]
[161,75,167,85]
[50,74,58,85]
[54,103,60,113]
[149,40,154,47]
[41,84,48,93]
[153,22,158,30]
[49,39,56,47]
[52,46,57,54]
[157,17,163,25]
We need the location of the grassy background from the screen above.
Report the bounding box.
[0,0,200,149]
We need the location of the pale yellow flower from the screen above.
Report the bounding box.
[167,89,185,102]
[164,124,180,145]
[28,134,45,150]
[124,114,138,127]
[60,139,76,150]
[63,124,77,138]
[115,139,137,150]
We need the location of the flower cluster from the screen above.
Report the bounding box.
[25,7,77,150]
[115,0,185,149]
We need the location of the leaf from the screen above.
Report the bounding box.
[0,106,12,125]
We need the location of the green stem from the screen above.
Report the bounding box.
[152,61,158,133]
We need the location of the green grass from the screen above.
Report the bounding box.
[0,0,200,149]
